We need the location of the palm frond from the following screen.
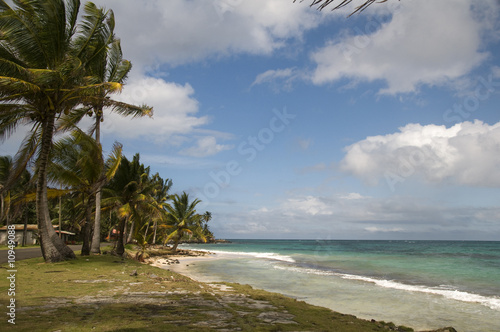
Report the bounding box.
[296,0,382,16]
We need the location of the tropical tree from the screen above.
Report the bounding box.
[0,1,150,262]
[57,4,151,254]
[148,174,172,245]
[103,154,153,256]
[48,130,122,255]
[202,211,214,241]
[164,192,206,253]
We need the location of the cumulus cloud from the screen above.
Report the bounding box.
[340,192,366,200]
[340,120,500,188]
[95,0,322,70]
[180,136,234,157]
[98,77,208,144]
[310,0,498,94]
[284,195,334,216]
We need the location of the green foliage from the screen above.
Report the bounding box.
[163,192,206,252]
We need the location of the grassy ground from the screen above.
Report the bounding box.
[0,244,40,250]
[0,250,456,332]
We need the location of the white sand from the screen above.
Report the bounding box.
[148,252,228,282]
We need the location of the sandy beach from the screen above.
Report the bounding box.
[148,251,227,282]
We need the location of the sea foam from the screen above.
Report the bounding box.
[187,248,296,263]
[273,264,500,311]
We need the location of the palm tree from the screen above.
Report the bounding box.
[296,0,378,16]
[202,211,214,241]
[149,174,172,245]
[0,155,12,225]
[103,154,153,256]
[0,1,149,262]
[48,130,122,255]
[87,37,151,254]
[164,192,206,253]
[56,5,152,254]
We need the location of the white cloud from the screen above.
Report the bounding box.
[96,0,323,69]
[180,136,234,158]
[284,195,334,216]
[213,193,500,239]
[99,76,209,144]
[251,67,302,91]
[310,0,498,94]
[252,68,296,85]
[365,226,405,233]
[340,192,366,200]
[340,120,500,187]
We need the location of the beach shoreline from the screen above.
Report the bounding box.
[145,249,460,332]
[147,250,238,283]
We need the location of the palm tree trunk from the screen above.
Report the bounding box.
[91,116,102,254]
[0,193,4,225]
[152,220,157,244]
[116,217,127,256]
[127,218,135,243]
[22,209,28,246]
[81,195,94,256]
[36,113,76,262]
[90,190,102,254]
[171,235,182,253]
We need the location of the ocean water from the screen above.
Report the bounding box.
[179,240,500,332]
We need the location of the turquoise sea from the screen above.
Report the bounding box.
[179,240,500,332]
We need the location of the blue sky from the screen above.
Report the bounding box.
[3,0,500,240]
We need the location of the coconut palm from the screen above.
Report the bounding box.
[0,1,148,262]
[202,211,214,241]
[103,154,154,256]
[148,174,172,245]
[83,7,151,254]
[164,192,206,253]
[56,4,152,254]
[48,130,122,255]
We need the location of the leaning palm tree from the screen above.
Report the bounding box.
[48,130,122,255]
[0,1,149,262]
[164,192,206,253]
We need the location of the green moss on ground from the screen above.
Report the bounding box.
[0,253,455,331]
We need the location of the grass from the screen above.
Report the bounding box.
[0,244,40,250]
[0,252,455,331]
